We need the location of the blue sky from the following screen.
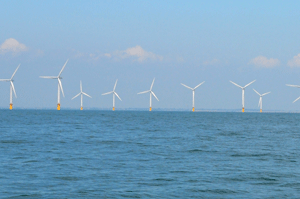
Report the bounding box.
[1,0,300,111]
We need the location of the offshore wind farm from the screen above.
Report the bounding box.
[0,65,296,112]
[0,62,299,112]
[2,1,300,199]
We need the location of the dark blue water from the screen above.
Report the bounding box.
[1,111,300,198]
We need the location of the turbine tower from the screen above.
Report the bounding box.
[286,84,300,103]
[230,80,256,112]
[72,81,92,110]
[181,81,205,112]
[40,59,69,110]
[0,64,20,110]
[102,79,122,111]
[253,89,270,112]
[138,78,159,111]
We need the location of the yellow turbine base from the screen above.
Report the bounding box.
[149,107,152,111]
[260,109,262,113]
[192,107,195,112]
[242,107,245,112]
[113,107,115,111]
[81,107,83,110]
[57,104,60,110]
[9,103,13,110]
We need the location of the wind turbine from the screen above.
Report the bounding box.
[0,64,20,110]
[181,81,205,112]
[230,80,256,112]
[253,89,271,112]
[138,78,159,111]
[72,81,92,110]
[286,84,300,103]
[40,59,69,110]
[102,79,122,111]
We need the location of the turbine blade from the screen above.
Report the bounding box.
[72,92,81,100]
[58,79,64,97]
[181,83,193,90]
[253,89,260,96]
[150,78,155,90]
[102,91,113,95]
[244,80,256,88]
[262,91,271,96]
[151,91,159,101]
[0,79,10,81]
[137,90,150,94]
[83,92,92,98]
[230,81,243,89]
[113,79,118,91]
[194,81,205,90]
[39,76,57,79]
[286,84,300,88]
[293,96,300,103]
[10,81,17,98]
[114,92,122,101]
[11,64,20,80]
[58,59,69,76]
[80,81,82,92]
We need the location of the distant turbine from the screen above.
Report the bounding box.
[138,78,159,111]
[72,81,92,110]
[286,84,300,103]
[253,89,271,112]
[181,81,205,112]
[40,59,69,110]
[230,80,256,112]
[102,79,122,111]
[0,64,20,110]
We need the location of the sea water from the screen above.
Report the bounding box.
[1,110,300,198]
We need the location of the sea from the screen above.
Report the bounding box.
[1,110,300,198]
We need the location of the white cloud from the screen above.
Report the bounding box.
[113,45,163,62]
[104,53,111,58]
[70,46,162,62]
[249,56,280,68]
[203,58,219,66]
[287,53,300,67]
[0,38,28,54]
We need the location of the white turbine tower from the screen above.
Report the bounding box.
[0,64,20,110]
[138,78,159,111]
[253,89,271,112]
[102,79,122,111]
[230,80,256,112]
[181,81,205,112]
[72,81,92,110]
[286,84,300,103]
[40,59,69,110]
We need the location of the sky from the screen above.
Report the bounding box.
[1,0,300,111]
